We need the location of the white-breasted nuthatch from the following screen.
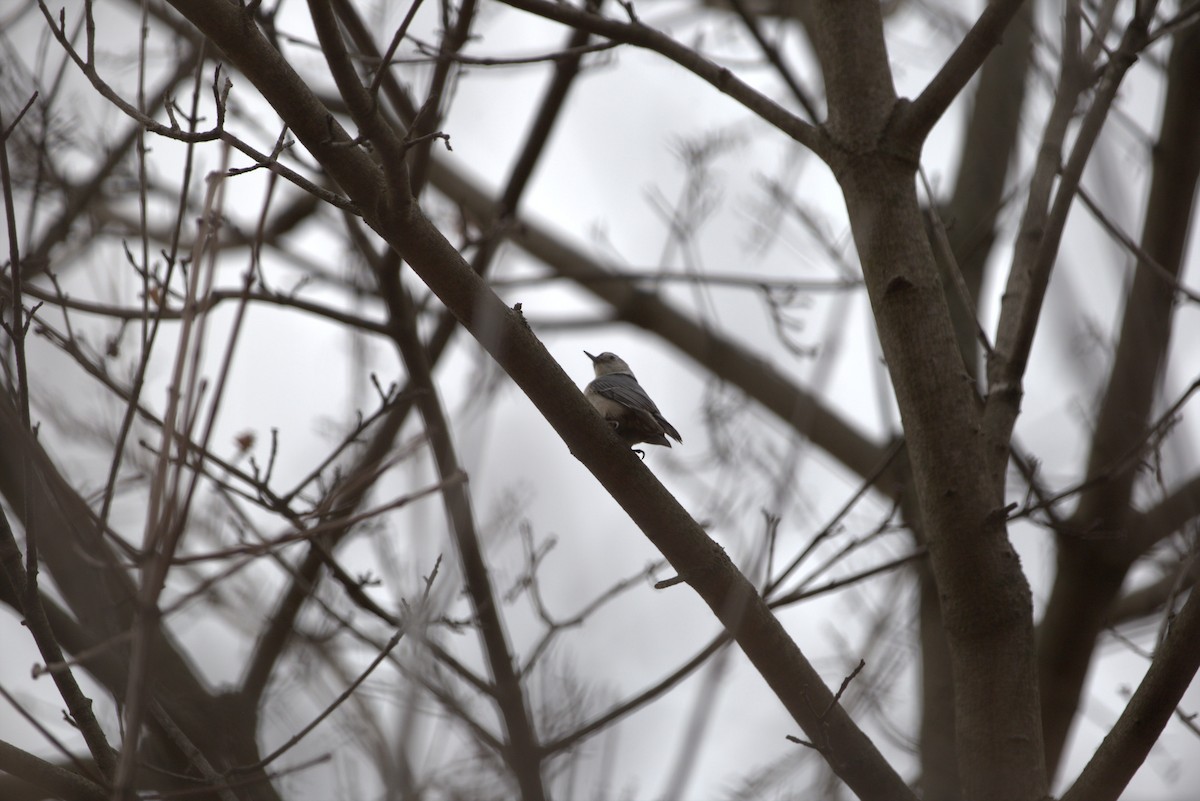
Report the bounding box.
[583,351,682,449]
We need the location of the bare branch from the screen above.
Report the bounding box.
[725,0,820,121]
[0,475,118,779]
[1060,578,1200,801]
[0,740,108,801]
[901,0,1029,142]
[495,0,826,156]
[987,4,1157,410]
[236,629,407,773]
[1075,182,1200,304]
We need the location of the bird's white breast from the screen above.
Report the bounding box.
[586,392,628,419]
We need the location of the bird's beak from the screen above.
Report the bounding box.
[584,350,598,363]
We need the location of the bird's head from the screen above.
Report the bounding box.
[584,351,634,377]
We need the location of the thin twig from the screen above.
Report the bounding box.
[368,0,428,97]
[766,439,905,597]
[1011,378,1200,522]
[823,658,866,717]
[1075,182,1200,303]
[234,628,406,772]
[495,0,824,154]
[725,0,819,121]
[768,548,928,609]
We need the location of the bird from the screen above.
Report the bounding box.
[583,351,682,451]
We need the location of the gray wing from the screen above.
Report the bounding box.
[590,374,682,443]
[589,374,663,414]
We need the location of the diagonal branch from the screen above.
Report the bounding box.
[0,740,108,801]
[0,505,117,780]
[987,5,1156,410]
[899,0,1029,143]
[1131,474,1200,555]
[1059,578,1200,801]
[495,0,826,155]
[306,0,410,193]
[725,0,821,121]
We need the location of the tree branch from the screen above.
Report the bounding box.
[986,5,1156,423]
[495,0,827,155]
[306,0,410,193]
[0,507,117,779]
[1132,473,1200,554]
[899,0,1029,143]
[725,0,821,121]
[0,741,108,801]
[1060,578,1200,801]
